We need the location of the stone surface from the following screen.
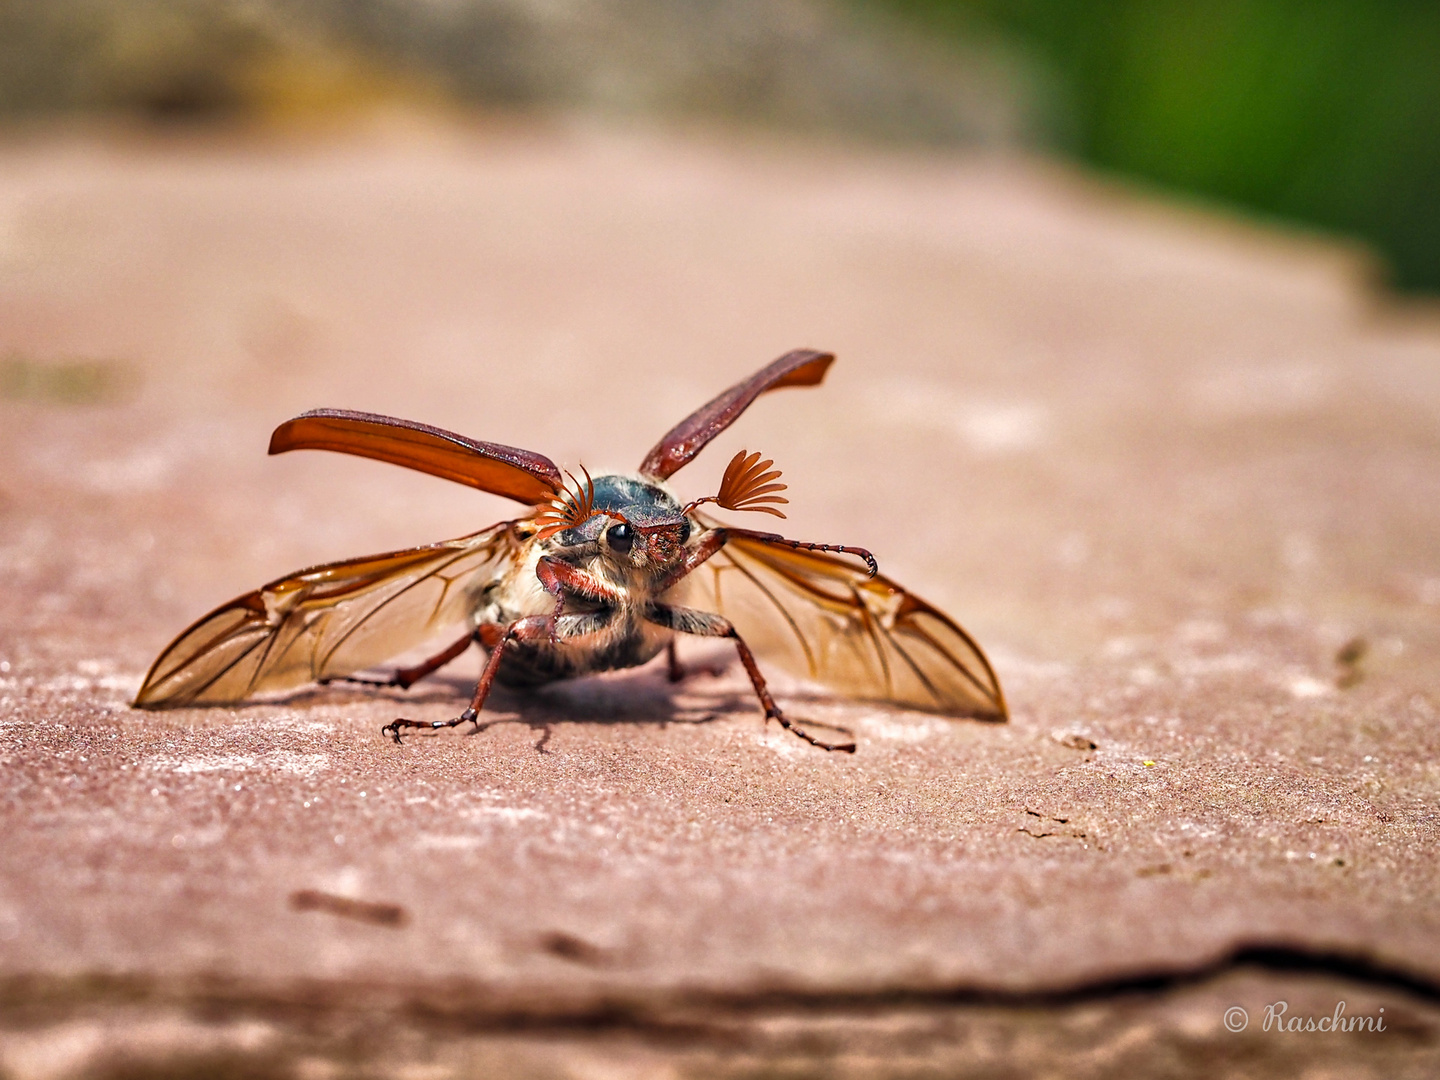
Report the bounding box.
[1,119,1438,1076]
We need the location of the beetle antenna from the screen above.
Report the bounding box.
[684,449,788,518]
[535,465,596,539]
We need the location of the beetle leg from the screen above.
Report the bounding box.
[653,529,728,592]
[321,630,477,691]
[645,602,856,753]
[656,527,876,596]
[720,527,877,577]
[536,556,625,645]
[384,614,553,742]
[536,556,625,603]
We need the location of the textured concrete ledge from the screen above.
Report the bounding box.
[1,120,1438,1077]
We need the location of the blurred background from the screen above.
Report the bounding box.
[1,0,1437,292]
[5,7,1440,1077]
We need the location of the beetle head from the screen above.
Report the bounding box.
[594,505,691,572]
[536,472,692,572]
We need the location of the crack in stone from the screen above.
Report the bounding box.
[3,942,1439,1040]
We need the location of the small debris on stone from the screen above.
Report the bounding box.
[289,889,409,927]
[1335,636,1367,689]
[539,931,611,966]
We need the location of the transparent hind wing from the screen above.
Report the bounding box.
[678,523,1006,719]
[135,523,519,707]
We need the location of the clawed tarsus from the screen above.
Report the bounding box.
[382,707,479,743]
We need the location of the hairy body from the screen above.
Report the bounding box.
[479,475,689,688]
[385,473,860,749]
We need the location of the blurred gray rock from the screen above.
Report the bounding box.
[0,0,1038,143]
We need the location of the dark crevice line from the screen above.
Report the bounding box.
[793,943,1440,1010]
[3,943,1439,1037]
[659,944,1440,1017]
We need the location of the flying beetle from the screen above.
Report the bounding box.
[134,350,1007,751]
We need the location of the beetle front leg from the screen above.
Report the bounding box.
[383,614,578,743]
[719,527,877,577]
[653,528,728,592]
[655,526,876,595]
[646,602,856,753]
[536,556,625,644]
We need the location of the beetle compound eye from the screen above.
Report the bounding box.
[606,523,634,554]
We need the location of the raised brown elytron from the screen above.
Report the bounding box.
[135,350,1007,751]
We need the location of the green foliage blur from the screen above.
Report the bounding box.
[883,0,1440,291]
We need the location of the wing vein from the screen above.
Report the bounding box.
[686,529,1004,718]
[314,543,480,675]
[720,551,819,677]
[851,588,895,699]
